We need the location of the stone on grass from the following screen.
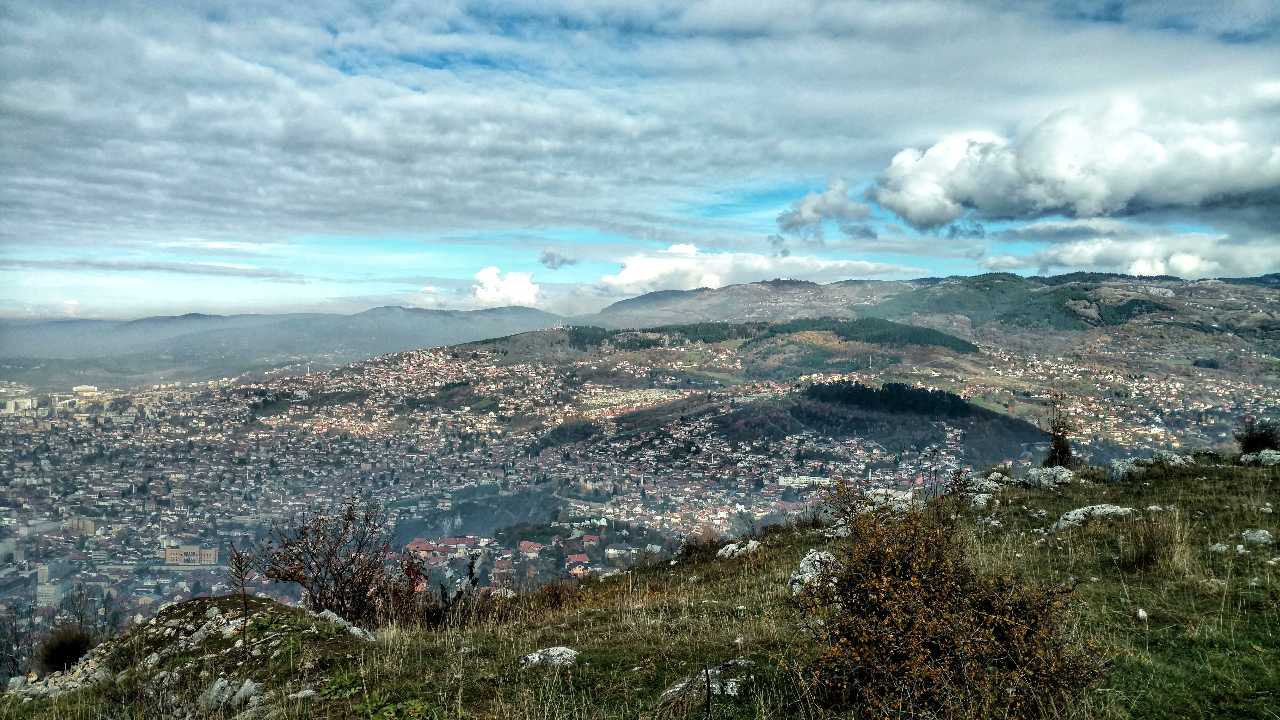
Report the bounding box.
[1024,466,1075,488]
[1240,449,1280,467]
[717,540,761,560]
[789,549,836,596]
[1241,529,1274,546]
[657,658,755,714]
[316,609,375,642]
[1050,504,1136,532]
[520,646,579,669]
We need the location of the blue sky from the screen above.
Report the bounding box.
[1,1,1278,318]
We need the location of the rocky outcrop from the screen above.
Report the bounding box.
[520,646,579,669]
[1109,450,1192,482]
[717,540,761,560]
[1240,449,1280,467]
[656,658,755,716]
[789,549,836,596]
[1050,505,1137,532]
[1022,466,1075,488]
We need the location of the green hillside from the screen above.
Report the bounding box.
[866,274,1170,330]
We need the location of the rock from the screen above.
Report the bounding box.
[288,688,318,701]
[1136,608,1148,621]
[1240,449,1280,467]
[1110,451,1192,481]
[789,549,835,596]
[1241,529,1274,546]
[1151,449,1191,467]
[230,679,260,708]
[864,487,918,512]
[199,677,236,710]
[315,610,375,642]
[968,475,1002,494]
[1208,542,1230,554]
[1050,504,1136,532]
[1023,466,1075,487]
[970,493,992,510]
[520,646,579,669]
[657,658,755,714]
[7,676,26,692]
[717,540,761,560]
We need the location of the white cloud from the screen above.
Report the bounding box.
[873,98,1280,228]
[979,223,1280,278]
[776,178,869,238]
[471,266,541,307]
[599,244,918,295]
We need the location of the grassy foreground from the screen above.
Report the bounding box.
[2,460,1277,719]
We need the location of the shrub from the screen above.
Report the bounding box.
[36,624,93,674]
[262,497,392,627]
[377,555,489,629]
[1235,417,1280,455]
[1043,394,1073,469]
[797,490,1102,719]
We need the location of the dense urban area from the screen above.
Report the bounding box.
[3,309,1277,664]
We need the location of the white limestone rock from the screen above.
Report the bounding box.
[789,549,836,596]
[315,609,375,642]
[1051,504,1136,532]
[1241,529,1274,546]
[1240,449,1280,467]
[1024,466,1075,488]
[521,646,579,669]
[717,540,761,560]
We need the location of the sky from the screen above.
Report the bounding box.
[2,0,1279,319]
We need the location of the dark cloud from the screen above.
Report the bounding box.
[538,249,578,270]
[776,179,869,241]
[839,223,878,241]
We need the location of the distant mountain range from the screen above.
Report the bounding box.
[0,306,561,389]
[2,272,1277,389]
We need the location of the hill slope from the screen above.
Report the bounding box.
[6,460,1276,719]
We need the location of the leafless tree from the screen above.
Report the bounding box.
[1044,392,1074,468]
[262,496,391,626]
[0,607,29,680]
[227,541,257,663]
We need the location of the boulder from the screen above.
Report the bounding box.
[1240,449,1280,467]
[520,646,579,669]
[1023,466,1075,488]
[1110,451,1192,482]
[657,658,755,715]
[1050,504,1136,532]
[864,487,918,513]
[315,609,375,642]
[789,549,836,596]
[717,540,761,560]
[1241,529,1274,546]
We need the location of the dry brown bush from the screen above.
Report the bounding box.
[797,489,1103,719]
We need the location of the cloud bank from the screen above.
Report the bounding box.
[872,98,1280,228]
[599,244,918,296]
